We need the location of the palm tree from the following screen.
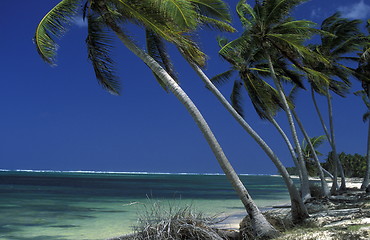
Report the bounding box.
[193,44,309,222]
[301,135,326,174]
[305,13,366,192]
[287,86,330,196]
[219,0,328,201]
[355,19,370,190]
[34,0,279,238]
[179,1,310,222]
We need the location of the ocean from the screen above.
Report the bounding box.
[0,170,293,240]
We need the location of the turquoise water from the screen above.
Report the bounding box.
[0,171,292,240]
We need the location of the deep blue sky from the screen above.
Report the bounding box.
[1,0,370,174]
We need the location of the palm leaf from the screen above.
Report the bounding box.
[230,81,244,118]
[310,135,327,150]
[198,15,236,32]
[219,34,250,59]
[363,112,370,122]
[354,90,370,109]
[264,0,307,26]
[150,0,198,29]
[190,0,232,22]
[242,71,282,119]
[210,69,235,87]
[146,29,178,92]
[34,0,81,65]
[113,0,181,42]
[86,14,120,95]
[236,0,255,27]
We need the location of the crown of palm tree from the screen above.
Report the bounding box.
[306,13,367,97]
[211,36,301,120]
[34,0,234,95]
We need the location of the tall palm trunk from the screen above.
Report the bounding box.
[361,118,370,189]
[311,87,338,193]
[311,87,346,192]
[292,109,330,197]
[266,54,311,201]
[187,60,309,223]
[361,84,370,189]
[101,17,279,238]
[326,87,346,191]
[269,117,303,180]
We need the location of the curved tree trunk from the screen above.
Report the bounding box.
[267,55,311,201]
[322,167,334,180]
[188,61,309,223]
[102,17,279,238]
[311,87,339,193]
[362,85,370,189]
[361,116,370,189]
[269,117,303,180]
[326,87,346,191]
[292,109,330,197]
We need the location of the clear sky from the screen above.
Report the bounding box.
[1,0,370,174]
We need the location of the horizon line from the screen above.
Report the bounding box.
[0,169,279,176]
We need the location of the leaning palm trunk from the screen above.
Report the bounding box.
[292,109,330,197]
[187,60,309,223]
[361,118,370,189]
[267,55,311,201]
[326,87,346,190]
[362,85,370,189]
[102,17,279,239]
[311,87,339,192]
[362,116,370,189]
[322,167,334,180]
[269,117,303,180]
[311,87,346,192]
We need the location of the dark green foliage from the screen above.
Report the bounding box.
[86,14,120,95]
[323,152,367,178]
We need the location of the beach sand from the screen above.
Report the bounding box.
[219,177,366,230]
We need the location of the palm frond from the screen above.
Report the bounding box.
[288,85,300,102]
[310,135,327,149]
[210,69,235,87]
[264,0,308,26]
[150,0,198,29]
[216,36,229,48]
[190,0,232,22]
[354,89,370,109]
[146,29,178,92]
[86,14,120,95]
[363,112,370,122]
[242,71,282,119]
[34,0,81,65]
[230,81,244,118]
[236,0,255,27]
[219,34,250,59]
[175,35,207,67]
[113,0,181,42]
[198,15,236,32]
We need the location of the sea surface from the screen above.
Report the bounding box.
[0,170,293,240]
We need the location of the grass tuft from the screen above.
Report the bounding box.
[131,200,229,240]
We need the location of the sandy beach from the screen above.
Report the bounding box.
[219,177,367,230]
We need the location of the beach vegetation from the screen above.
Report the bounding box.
[130,201,232,240]
[214,0,323,222]
[304,12,367,193]
[323,152,367,178]
[354,19,370,190]
[300,135,327,177]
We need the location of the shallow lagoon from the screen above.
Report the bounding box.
[0,171,292,240]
